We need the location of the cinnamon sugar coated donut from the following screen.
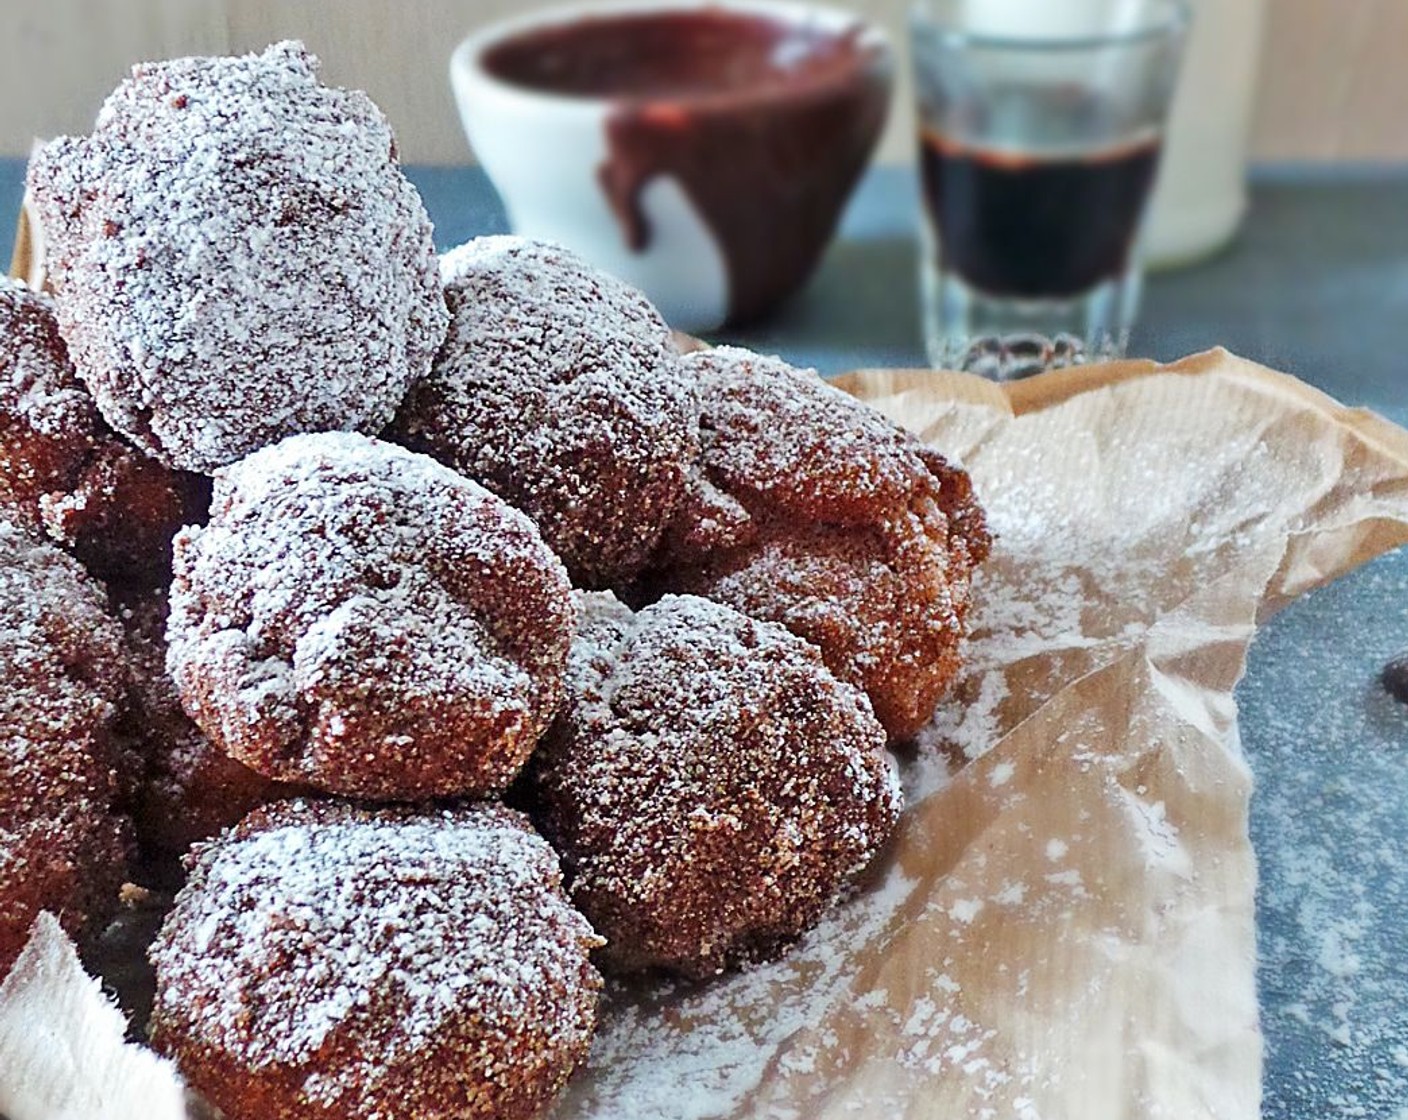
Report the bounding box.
[168,432,574,801]
[0,277,207,584]
[116,588,294,855]
[0,518,130,974]
[646,346,991,742]
[529,592,902,978]
[149,799,603,1120]
[26,41,448,474]
[391,236,697,588]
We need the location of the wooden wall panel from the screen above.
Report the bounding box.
[1,0,1405,165]
[2,0,227,143]
[1252,0,1408,160]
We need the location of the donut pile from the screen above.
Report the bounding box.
[0,41,989,1120]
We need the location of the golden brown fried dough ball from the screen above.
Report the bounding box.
[391,236,697,589]
[149,799,603,1120]
[0,276,207,585]
[167,432,574,801]
[27,42,447,474]
[0,518,131,974]
[528,592,901,979]
[115,587,295,856]
[645,346,990,742]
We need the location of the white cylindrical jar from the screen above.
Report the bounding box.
[1143,0,1269,267]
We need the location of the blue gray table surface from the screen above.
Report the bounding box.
[3,159,1406,1116]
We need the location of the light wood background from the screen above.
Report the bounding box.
[2,0,1404,165]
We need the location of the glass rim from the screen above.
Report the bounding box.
[909,0,1191,52]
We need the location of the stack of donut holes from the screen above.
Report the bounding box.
[0,40,990,1120]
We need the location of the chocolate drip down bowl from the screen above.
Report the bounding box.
[451,1,893,331]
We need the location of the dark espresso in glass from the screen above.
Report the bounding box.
[908,0,1188,377]
[919,128,1162,299]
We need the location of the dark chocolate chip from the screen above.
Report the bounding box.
[1380,653,1408,703]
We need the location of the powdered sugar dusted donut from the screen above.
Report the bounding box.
[391,236,697,589]
[149,799,603,1120]
[27,41,447,474]
[0,276,207,585]
[168,432,573,801]
[529,591,901,978]
[645,346,991,742]
[116,587,295,855]
[0,518,130,975]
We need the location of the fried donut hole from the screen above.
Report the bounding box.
[149,799,603,1120]
[528,592,902,979]
[0,277,207,585]
[167,432,573,802]
[391,236,698,589]
[115,588,295,856]
[647,346,991,742]
[27,42,447,474]
[0,518,130,975]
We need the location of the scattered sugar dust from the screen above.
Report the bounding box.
[557,858,925,1119]
[1240,548,1408,1119]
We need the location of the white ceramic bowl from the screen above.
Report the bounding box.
[450,0,892,332]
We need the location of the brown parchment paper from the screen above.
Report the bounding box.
[11,203,1408,1117]
[546,351,1408,1120]
[9,147,44,291]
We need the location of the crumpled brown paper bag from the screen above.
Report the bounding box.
[8,189,1408,1116]
[548,351,1408,1120]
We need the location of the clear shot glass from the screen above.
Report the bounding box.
[910,0,1189,378]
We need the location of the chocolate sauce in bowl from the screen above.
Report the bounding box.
[483,10,891,325]
[483,9,857,97]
